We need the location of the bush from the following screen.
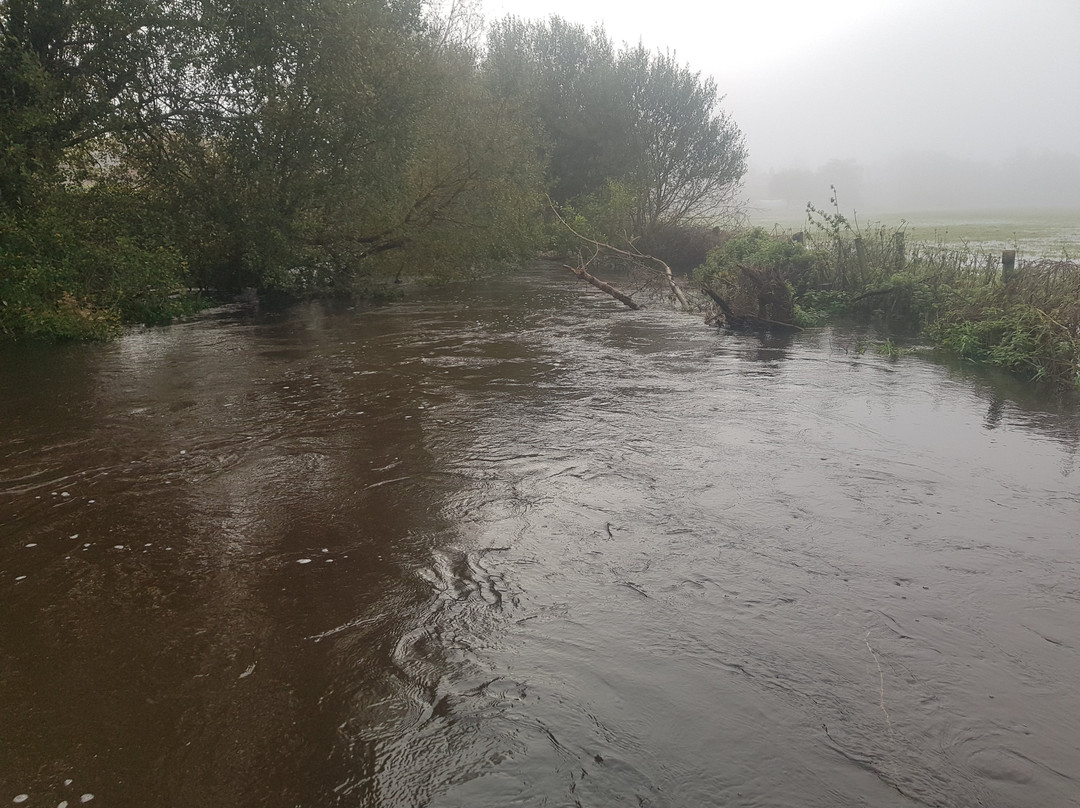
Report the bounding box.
[635,222,728,273]
[0,185,201,340]
[693,228,810,325]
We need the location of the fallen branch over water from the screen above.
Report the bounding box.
[549,199,689,310]
[561,259,641,310]
[701,282,803,332]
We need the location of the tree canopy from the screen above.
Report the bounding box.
[0,2,747,339]
[483,17,747,239]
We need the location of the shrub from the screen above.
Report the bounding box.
[927,304,1080,387]
[694,228,811,325]
[0,185,200,340]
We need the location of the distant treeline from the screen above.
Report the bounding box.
[0,0,746,339]
[749,152,1080,213]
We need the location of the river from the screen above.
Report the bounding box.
[2,266,1079,807]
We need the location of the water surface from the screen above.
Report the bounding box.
[2,268,1079,807]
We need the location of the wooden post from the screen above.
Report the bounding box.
[854,236,867,276]
[1001,250,1016,283]
[893,232,905,271]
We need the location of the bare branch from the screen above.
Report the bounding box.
[548,198,689,309]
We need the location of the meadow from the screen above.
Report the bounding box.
[746,207,1080,260]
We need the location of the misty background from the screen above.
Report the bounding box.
[482,0,1080,217]
[743,151,1080,216]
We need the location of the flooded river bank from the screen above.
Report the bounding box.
[2,267,1079,807]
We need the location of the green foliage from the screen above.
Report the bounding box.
[791,289,851,324]
[0,34,55,207]
[617,45,746,234]
[873,339,916,358]
[791,300,832,328]
[927,305,1080,387]
[484,17,746,242]
[693,228,803,324]
[134,0,549,294]
[485,15,623,206]
[0,0,551,335]
[635,222,726,273]
[744,197,1080,389]
[801,202,907,293]
[694,227,816,285]
[0,185,199,339]
[1,0,746,340]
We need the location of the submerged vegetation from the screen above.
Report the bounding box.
[0,0,744,340]
[694,198,1080,389]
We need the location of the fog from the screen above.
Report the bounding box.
[744,151,1080,215]
[482,0,1080,213]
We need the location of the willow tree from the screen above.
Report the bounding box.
[483,17,747,246]
[120,0,546,292]
[617,45,747,236]
[484,16,628,206]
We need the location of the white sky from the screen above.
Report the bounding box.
[479,0,1080,171]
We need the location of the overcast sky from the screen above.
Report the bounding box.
[479,0,1080,172]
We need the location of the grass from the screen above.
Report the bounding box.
[746,207,1080,261]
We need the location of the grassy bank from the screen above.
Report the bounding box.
[696,209,1080,390]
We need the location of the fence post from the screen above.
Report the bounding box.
[854,236,867,275]
[1001,250,1016,283]
[893,232,905,271]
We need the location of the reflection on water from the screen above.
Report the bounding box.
[1,269,1079,807]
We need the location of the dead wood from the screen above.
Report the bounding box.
[699,261,802,331]
[701,284,737,321]
[549,200,690,310]
[562,261,641,310]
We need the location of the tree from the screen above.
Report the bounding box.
[617,45,746,235]
[124,0,545,292]
[0,0,196,206]
[484,15,628,205]
[483,18,747,246]
[1,0,547,339]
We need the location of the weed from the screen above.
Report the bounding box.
[874,339,916,358]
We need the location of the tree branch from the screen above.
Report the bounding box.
[549,198,689,309]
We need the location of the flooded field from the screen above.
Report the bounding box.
[2,268,1079,807]
[747,208,1080,259]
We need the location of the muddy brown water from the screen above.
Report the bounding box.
[2,268,1079,808]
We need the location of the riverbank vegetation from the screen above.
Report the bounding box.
[694,202,1080,389]
[4,3,1073,394]
[0,0,745,340]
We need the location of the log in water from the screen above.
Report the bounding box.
[1,268,1078,807]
